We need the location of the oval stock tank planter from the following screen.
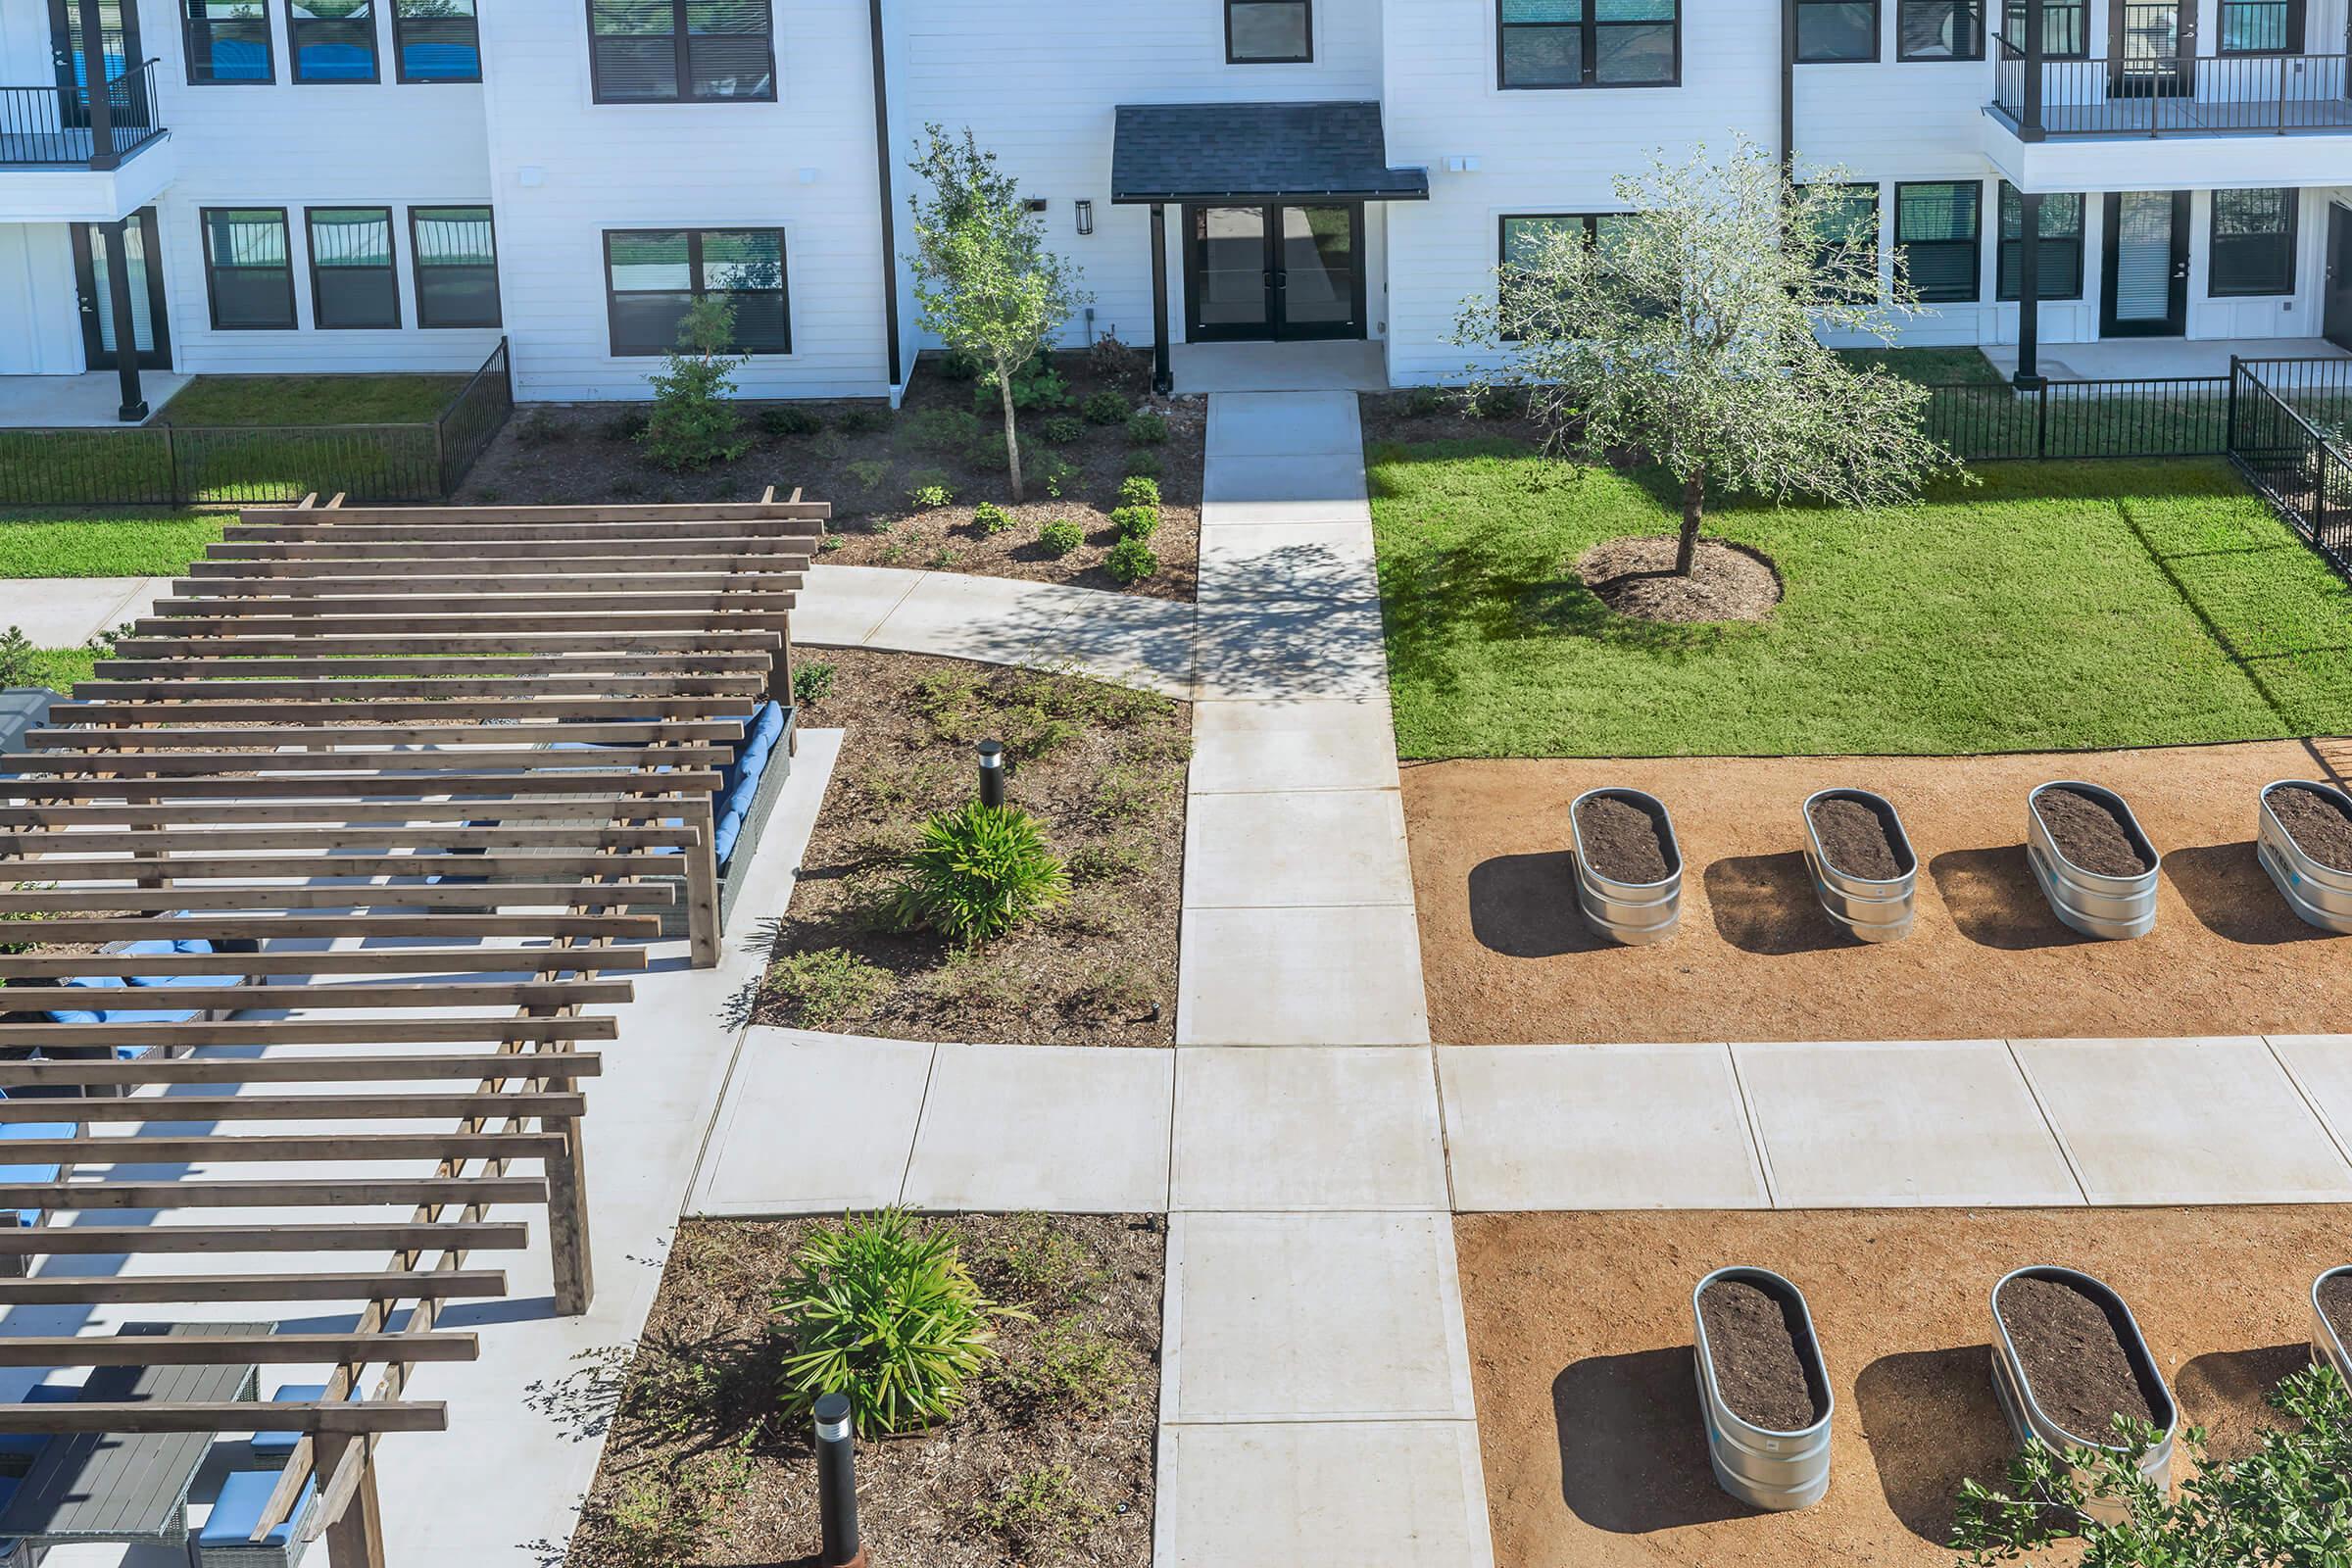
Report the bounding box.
[2311,1266,2352,1384]
[2026,782,2161,941]
[1691,1266,1834,1511]
[1801,788,1918,943]
[2258,780,2352,936]
[1570,787,1682,946]
[1990,1266,2178,1526]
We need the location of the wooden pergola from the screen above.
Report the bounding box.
[0,495,824,1562]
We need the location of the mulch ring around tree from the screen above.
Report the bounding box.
[455,346,1200,602]
[758,649,1188,1047]
[1577,536,1785,625]
[566,1213,1162,1568]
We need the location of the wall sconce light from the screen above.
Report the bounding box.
[1075,199,1095,235]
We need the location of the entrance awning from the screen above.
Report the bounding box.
[1109,100,1429,206]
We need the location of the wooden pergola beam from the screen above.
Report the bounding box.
[0,1226,525,1257]
[0,1333,479,1365]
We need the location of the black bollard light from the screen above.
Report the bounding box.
[976,738,1006,808]
[813,1392,865,1567]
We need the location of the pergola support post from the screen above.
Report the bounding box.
[322,1437,388,1568]
[546,1116,594,1316]
[1150,203,1172,396]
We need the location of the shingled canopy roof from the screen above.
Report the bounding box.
[1109,100,1430,204]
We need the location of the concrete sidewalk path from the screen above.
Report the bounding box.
[0,576,168,648]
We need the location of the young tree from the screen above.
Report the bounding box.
[1951,1362,2352,1566]
[1455,139,1962,577]
[639,294,751,471]
[906,124,1090,501]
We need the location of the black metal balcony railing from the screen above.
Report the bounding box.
[0,60,166,169]
[1994,33,2352,137]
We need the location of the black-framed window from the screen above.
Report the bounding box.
[1898,0,1981,58]
[288,0,378,81]
[202,208,297,328]
[1496,213,1641,335]
[588,0,776,102]
[183,0,272,81]
[605,228,789,355]
[1997,183,2084,301]
[1497,0,1678,89]
[1800,183,1881,297]
[2210,188,2298,296]
[1227,0,1310,61]
[1794,0,1876,61]
[411,205,501,326]
[1894,180,1982,303]
[393,0,478,79]
[2219,0,2302,53]
[2001,0,2085,57]
[306,207,398,328]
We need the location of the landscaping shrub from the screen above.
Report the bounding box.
[1081,390,1131,426]
[1088,331,1147,389]
[903,406,986,454]
[792,660,836,706]
[846,458,889,491]
[939,346,982,380]
[973,501,1014,534]
[838,405,890,434]
[1104,536,1158,583]
[1117,474,1160,508]
[906,468,954,508]
[1404,384,1451,417]
[773,1207,1022,1436]
[888,801,1069,943]
[0,627,40,688]
[764,947,890,1028]
[991,1211,1105,1306]
[970,1465,1109,1555]
[810,428,849,459]
[960,429,1010,472]
[1122,448,1162,479]
[1124,410,1168,445]
[1030,450,1075,498]
[971,354,1070,416]
[759,404,823,437]
[639,296,752,471]
[1038,518,1084,557]
[1038,413,1084,444]
[1109,504,1159,542]
[602,409,651,443]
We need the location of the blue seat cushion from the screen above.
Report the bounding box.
[711,703,786,866]
[39,976,201,1048]
[0,1123,70,1228]
[199,1469,315,1549]
[249,1384,329,1461]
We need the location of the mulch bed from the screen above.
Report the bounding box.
[456,349,1200,602]
[567,1213,1162,1568]
[1807,796,1905,881]
[758,649,1187,1047]
[1577,537,1784,625]
[1994,1273,2157,1438]
[2272,784,2352,871]
[1574,795,1670,884]
[2034,787,2152,878]
[1697,1279,1820,1432]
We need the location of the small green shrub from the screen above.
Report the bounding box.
[811,428,850,460]
[938,346,982,380]
[764,947,891,1028]
[1122,447,1162,478]
[1080,389,1130,426]
[1124,410,1169,445]
[760,405,824,437]
[792,661,836,706]
[603,408,651,442]
[1117,474,1160,508]
[839,405,889,434]
[0,627,39,688]
[1067,835,1154,883]
[906,468,954,507]
[1104,537,1158,583]
[1030,450,1076,498]
[1038,519,1084,557]
[1108,504,1159,542]
[903,406,985,453]
[991,1212,1105,1307]
[599,1475,705,1567]
[1070,955,1157,1017]
[640,296,753,470]
[1091,760,1168,820]
[818,533,845,552]
[889,801,1069,943]
[846,458,890,491]
[1088,331,1147,389]
[972,501,1014,534]
[1038,413,1084,444]
[773,1207,1022,1436]
[1403,384,1450,418]
[973,353,1071,415]
[971,1465,1109,1555]
[1019,1321,1137,1415]
[927,546,957,569]
[961,429,1010,472]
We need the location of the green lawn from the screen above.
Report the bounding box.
[158,373,469,426]
[1833,346,2004,385]
[0,512,224,577]
[1369,444,2352,758]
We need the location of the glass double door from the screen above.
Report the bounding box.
[71,209,172,370]
[1185,203,1365,342]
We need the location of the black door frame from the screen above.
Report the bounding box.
[2100,190,2190,339]
[2326,203,2352,352]
[1182,201,1367,343]
[71,208,172,371]
[2109,0,2195,98]
[46,0,147,126]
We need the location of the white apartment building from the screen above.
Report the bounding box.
[3,0,2351,417]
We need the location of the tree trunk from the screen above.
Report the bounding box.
[1676,472,1704,576]
[1000,370,1025,503]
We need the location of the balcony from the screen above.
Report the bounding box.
[0,61,174,221]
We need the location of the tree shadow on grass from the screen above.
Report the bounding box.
[1553,1348,1754,1534]
[1928,846,2093,952]
[1703,852,1850,956]
[1467,852,1607,957]
[1852,1346,2019,1547]
[2165,841,2334,946]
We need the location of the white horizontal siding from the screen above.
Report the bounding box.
[0,221,82,372]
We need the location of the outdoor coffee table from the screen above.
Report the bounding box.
[0,1320,264,1548]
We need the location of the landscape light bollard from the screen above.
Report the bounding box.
[976,738,1006,808]
[814,1393,865,1567]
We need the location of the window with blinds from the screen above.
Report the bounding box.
[1497,0,1678,88]
[1897,0,1982,59]
[288,0,379,82]
[183,0,273,82]
[1996,183,2084,301]
[307,207,399,328]
[394,0,479,80]
[1894,180,1982,303]
[2000,0,2086,57]
[411,206,501,326]
[1800,184,1882,300]
[1227,0,1311,62]
[2210,188,2298,296]
[605,228,790,354]
[203,209,297,328]
[2218,0,2302,52]
[1794,0,1876,61]
[589,0,776,102]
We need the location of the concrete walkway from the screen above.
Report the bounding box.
[0,576,168,649]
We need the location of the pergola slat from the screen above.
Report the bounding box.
[0,1402,449,1435]
[0,1333,479,1363]
[0,1054,602,1086]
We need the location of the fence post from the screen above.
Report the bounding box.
[165,424,181,508]
[434,416,449,499]
[2034,382,2050,460]
[2227,355,2241,457]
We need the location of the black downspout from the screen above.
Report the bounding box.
[1780,0,1796,174]
[866,0,902,391]
[1150,202,1172,395]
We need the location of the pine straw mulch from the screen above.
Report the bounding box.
[754,649,1188,1047]
[564,1212,1163,1568]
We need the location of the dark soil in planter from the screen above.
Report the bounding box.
[2272,785,2352,872]
[2321,1271,2352,1350]
[1577,536,1784,625]
[1996,1274,2158,1439]
[1697,1278,1821,1432]
[1575,794,1670,884]
[2034,787,2152,878]
[1808,796,1904,881]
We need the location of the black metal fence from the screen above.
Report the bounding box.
[1924,375,2232,462]
[2228,358,2352,578]
[0,338,512,508]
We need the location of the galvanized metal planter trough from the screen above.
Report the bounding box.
[2258,779,2352,936]
[1800,788,1918,943]
[2310,1265,2352,1383]
[1691,1266,1834,1512]
[1570,786,1683,946]
[2026,781,2162,941]
[1989,1266,2178,1525]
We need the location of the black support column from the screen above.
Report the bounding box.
[2013,189,2045,392]
[101,218,147,421]
[1150,202,1172,396]
[74,0,118,169]
[2023,0,2046,139]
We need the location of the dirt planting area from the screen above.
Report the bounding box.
[1406,738,2352,1043]
[1459,1205,2350,1568]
